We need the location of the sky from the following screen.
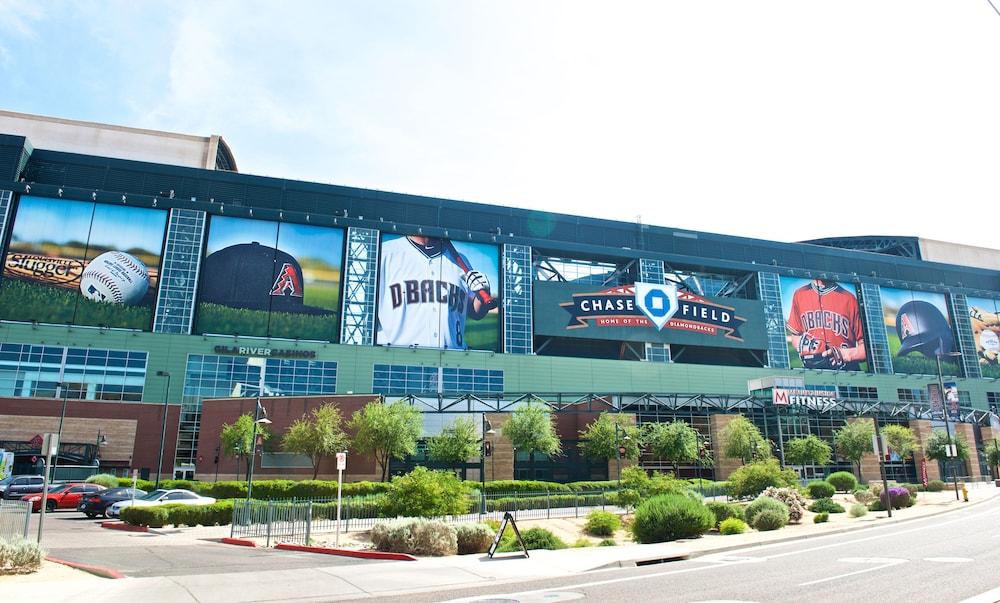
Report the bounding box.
[2,1,1000,249]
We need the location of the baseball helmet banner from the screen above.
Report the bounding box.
[195,216,344,341]
[966,297,1000,378]
[375,234,499,351]
[779,276,868,372]
[880,287,959,375]
[0,195,167,330]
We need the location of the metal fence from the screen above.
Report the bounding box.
[231,490,626,546]
[0,500,32,543]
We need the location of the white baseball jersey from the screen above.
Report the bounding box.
[377,236,473,349]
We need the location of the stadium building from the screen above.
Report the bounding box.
[0,109,998,485]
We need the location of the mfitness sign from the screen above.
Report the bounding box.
[560,283,748,341]
[772,385,839,409]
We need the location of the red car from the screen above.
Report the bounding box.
[22,483,106,512]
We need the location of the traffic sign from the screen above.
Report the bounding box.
[336,452,347,471]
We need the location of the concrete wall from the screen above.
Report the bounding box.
[909,420,942,482]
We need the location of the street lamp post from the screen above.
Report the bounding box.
[935,352,963,501]
[51,382,70,481]
[94,430,107,471]
[154,371,171,489]
[245,398,271,503]
[613,421,631,488]
[479,415,495,514]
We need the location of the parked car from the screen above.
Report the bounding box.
[78,487,148,518]
[107,489,216,519]
[2,475,45,500]
[22,482,106,512]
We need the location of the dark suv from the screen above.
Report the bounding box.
[2,475,45,500]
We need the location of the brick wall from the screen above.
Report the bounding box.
[909,419,942,482]
[953,422,981,479]
[709,414,743,479]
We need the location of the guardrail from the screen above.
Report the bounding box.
[0,500,32,542]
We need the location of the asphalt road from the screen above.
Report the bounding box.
[32,511,381,578]
[371,497,1000,603]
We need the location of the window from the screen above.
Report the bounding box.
[0,343,147,401]
[897,388,929,404]
[837,386,879,401]
[372,364,504,395]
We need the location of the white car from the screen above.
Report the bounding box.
[106,489,216,518]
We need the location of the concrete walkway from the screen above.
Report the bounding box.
[5,483,998,602]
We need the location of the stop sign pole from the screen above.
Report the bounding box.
[335,451,346,546]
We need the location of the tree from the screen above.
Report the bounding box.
[281,402,350,479]
[924,429,970,462]
[427,416,480,473]
[578,413,641,463]
[643,420,699,475]
[833,420,875,479]
[882,424,918,460]
[502,402,561,477]
[784,434,832,468]
[720,416,769,465]
[985,438,1000,478]
[221,413,272,481]
[349,400,423,481]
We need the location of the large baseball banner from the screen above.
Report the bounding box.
[880,287,959,375]
[195,216,344,341]
[0,196,166,330]
[376,234,499,351]
[778,277,868,372]
[966,296,1000,378]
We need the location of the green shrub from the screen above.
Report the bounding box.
[85,473,120,488]
[752,508,788,531]
[744,496,790,527]
[486,493,609,513]
[926,479,946,492]
[483,480,572,494]
[572,538,593,548]
[727,460,798,499]
[813,512,829,524]
[808,498,846,514]
[584,510,621,537]
[900,484,919,505]
[381,467,470,518]
[719,517,747,535]
[499,527,566,552]
[760,487,807,523]
[120,501,234,527]
[371,519,457,556]
[869,499,885,512]
[0,538,44,574]
[705,501,744,528]
[826,471,858,492]
[806,481,835,499]
[849,503,868,518]
[598,538,617,546]
[630,494,715,544]
[454,524,493,555]
[565,481,618,492]
[852,488,876,505]
[121,506,170,528]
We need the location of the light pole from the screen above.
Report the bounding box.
[479,415,495,514]
[50,382,69,481]
[154,371,171,489]
[935,352,963,501]
[614,421,631,488]
[94,430,107,471]
[245,398,271,502]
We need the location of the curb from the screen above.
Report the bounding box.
[101,521,148,533]
[222,537,257,547]
[274,543,416,561]
[46,556,125,579]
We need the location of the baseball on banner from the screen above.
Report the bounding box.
[80,251,150,305]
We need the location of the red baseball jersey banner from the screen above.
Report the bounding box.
[780,277,868,371]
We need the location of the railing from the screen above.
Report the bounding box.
[0,500,32,543]
[231,490,625,546]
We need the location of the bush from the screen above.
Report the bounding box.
[486,493,609,513]
[500,528,566,552]
[371,519,457,556]
[808,498,846,514]
[719,517,747,535]
[727,460,798,499]
[584,510,621,537]
[121,506,170,528]
[880,487,911,510]
[752,508,789,531]
[454,524,494,555]
[381,467,470,518]
[760,487,807,523]
[826,471,858,492]
[566,481,618,492]
[598,538,617,546]
[806,481,836,499]
[482,480,572,494]
[744,496,790,528]
[85,473,120,488]
[849,504,868,518]
[813,512,829,524]
[0,538,44,574]
[630,494,715,544]
[926,479,946,492]
[852,488,876,506]
[120,501,235,527]
[572,538,592,548]
[900,484,919,505]
[705,501,744,528]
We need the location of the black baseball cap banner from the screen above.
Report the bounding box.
[195,216,344,341]
[778,276,868,372]
[880,287,959,375]
[966,296,1000,378]
[0,195,167,330]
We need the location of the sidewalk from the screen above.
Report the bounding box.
[6,483,999,602]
